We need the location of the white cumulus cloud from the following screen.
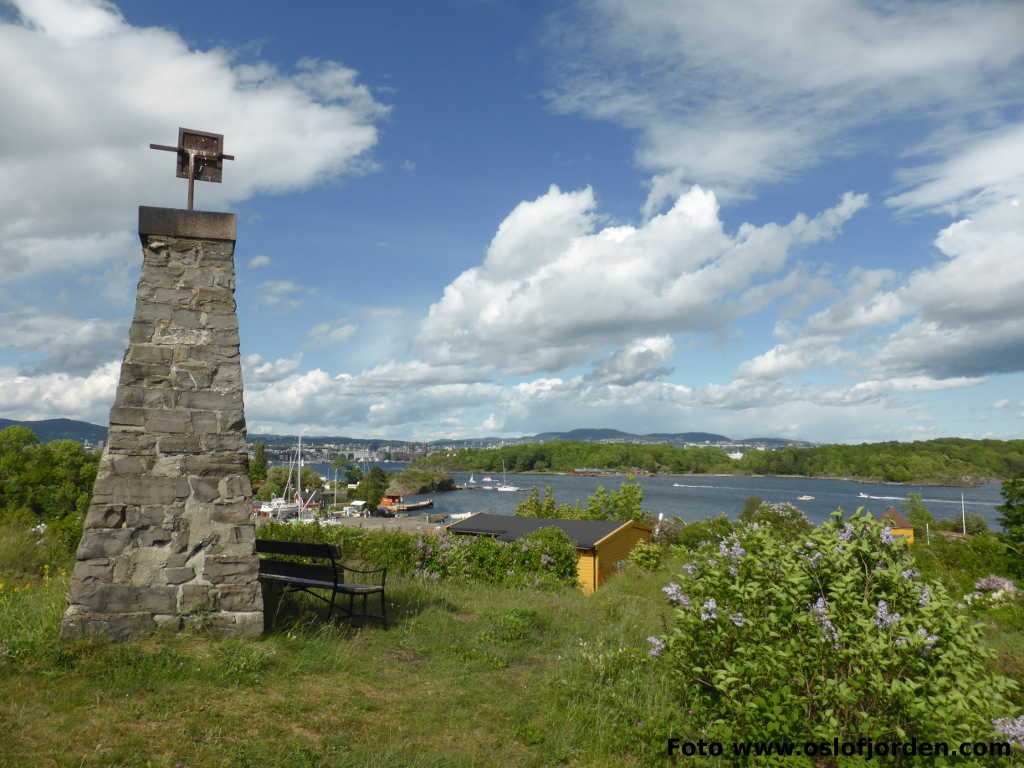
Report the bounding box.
[418,184,866,375]
[0,0,388,282]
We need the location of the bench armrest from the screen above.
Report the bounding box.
[341,564,386,585]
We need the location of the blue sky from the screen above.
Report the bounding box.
[0,0,1022,442]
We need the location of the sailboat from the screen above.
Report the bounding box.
[260,447,300,519]
[497,460,520,492]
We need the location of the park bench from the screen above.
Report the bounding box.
[255,539,388,629]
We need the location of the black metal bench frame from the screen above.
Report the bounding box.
[256,539,387,629]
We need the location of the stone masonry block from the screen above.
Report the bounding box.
[177,390,241,410]
[163,567,195,584]
[191,411,219,434]
[188,475,220,503]
[105,428,159,454]
[156,435,201,454]
[216,584,262,612]
[84,503,127,529]
[145,411,191,434]
[204,556,258,585]
[171,309,203,329]
[220,410,246,434]
[77,530,131,559]
[133,528,172,547]
[109,407,147,427]
[169,365,213,391]
[219,474,251,500]
[125,505,166,528]
[211,502,252,525]
[128,321,155,344]
[203,312,238,330]
[71,558,114,584]
[183,454,246,476]
[180,584,215,613]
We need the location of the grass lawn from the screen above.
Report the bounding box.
[2,528,1022,767]
[0,559,685,768]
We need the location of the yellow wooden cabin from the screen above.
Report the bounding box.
[446,513,652,594]
[876,506,915,544]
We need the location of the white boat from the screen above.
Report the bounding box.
[260,434,317,519]
[858,492,869,498]
[448,511,475,520]
[496,461,520,492]
[482,476,493,482]
[467,474,477,485]
[797,495,814,501]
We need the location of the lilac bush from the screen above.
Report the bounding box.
[647,510,1021,748]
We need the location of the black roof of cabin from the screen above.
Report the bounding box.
[446,513,627,550]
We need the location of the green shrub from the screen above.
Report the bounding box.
[912,533,1014,595]
[738,500,813,542]
[258,521,579,589]
[627,542,663,571]
[415,528,578,589]
[649,510,1021,752]
[670,514,733,552]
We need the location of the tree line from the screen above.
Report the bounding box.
[412,437,1024,484]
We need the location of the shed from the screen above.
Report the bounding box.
[446,513,652,594]
[877,506,915,544]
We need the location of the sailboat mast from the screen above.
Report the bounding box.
[297,434,303,509]
[961,493,966,535]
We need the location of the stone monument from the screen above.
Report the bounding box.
[61,129,262,639]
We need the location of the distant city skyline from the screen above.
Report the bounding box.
[0,0,1022,443]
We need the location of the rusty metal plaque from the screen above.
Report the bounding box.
[176,128,224,183]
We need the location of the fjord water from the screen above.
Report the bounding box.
[309,464,1006,527]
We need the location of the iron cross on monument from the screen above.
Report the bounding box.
[150,128,235,210]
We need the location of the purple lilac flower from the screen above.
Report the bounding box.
[901,569,919,580]
[540,554,552,566]
[719,538,746,560]
[880,526,895,545]
[874,599,901,629]
[894,636,908,647]
[810,596,839,647]
[804,541,815,549]
[700,598,718,621]
[805,550,821,568]
[662,582,690,607]
[681,564,697,577]
[730,613,747,628]
[647,636,666,658]
[975,575,1018,594]
[992,715,1024,748]
[838,523,854,542]
[916,628,938,646]
[918,586,931,606]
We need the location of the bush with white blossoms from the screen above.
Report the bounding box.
[964,574,1020,607]
[648,510,1021,755]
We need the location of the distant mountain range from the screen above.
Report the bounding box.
[0,418,108,444]
[0,418,811,448]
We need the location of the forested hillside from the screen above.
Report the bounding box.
[413,438,1024,484]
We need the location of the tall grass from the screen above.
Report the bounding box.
[0,523,1021,767]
